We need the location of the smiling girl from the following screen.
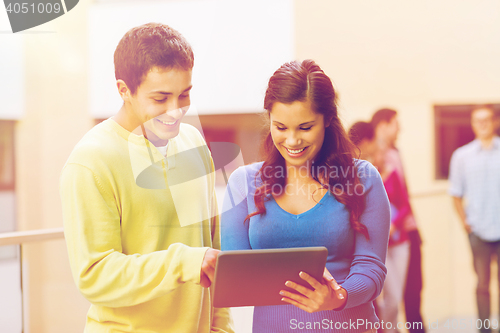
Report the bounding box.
[221,60,390,333]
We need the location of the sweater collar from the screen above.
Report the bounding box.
[106,118,178,169]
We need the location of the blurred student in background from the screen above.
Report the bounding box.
[449,106,500,333]
[371,109,425,333]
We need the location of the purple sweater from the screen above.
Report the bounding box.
[221,160,390,333]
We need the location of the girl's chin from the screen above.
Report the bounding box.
[282,156,311,167]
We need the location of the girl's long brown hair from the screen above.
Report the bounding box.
[245,60,369,239]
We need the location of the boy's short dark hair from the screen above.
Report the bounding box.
[370,108,397,128]
[348,121,374,146]
[114,22,194,95]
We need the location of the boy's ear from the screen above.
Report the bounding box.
[116,79,131,102]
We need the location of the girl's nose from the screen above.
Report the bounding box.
[286,133,302,147]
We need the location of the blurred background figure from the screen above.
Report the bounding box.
[449,106,500,333]
[348,121,377,164]
[371,109,426,333]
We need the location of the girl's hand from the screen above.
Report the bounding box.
[279,267,347,313]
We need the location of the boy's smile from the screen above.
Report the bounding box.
[115,66,192,146]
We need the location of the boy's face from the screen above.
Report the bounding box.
[125,66,192,145]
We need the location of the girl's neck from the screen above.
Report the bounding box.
[285,164,314,183]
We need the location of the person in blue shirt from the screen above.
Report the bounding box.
[221,60,390,333]
[449,105,500,333]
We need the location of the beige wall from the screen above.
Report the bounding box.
[9,0,500,331]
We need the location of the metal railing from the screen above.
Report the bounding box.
[0,227,65,332]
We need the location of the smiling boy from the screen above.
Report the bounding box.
[60,23,233,332]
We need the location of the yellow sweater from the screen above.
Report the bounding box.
[60,119,233,333]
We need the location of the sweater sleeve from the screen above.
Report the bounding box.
[211,216,236,333]
[60,163,209,307]
[220,166,254,251]
[341,161,390,309]
[209,166,235,333]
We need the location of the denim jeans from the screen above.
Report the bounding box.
[468,233,500,333]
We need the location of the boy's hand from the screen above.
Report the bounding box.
[200,248,219,288]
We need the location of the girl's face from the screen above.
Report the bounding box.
[270,99,327,169]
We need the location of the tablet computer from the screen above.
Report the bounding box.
[213,246,328,308]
